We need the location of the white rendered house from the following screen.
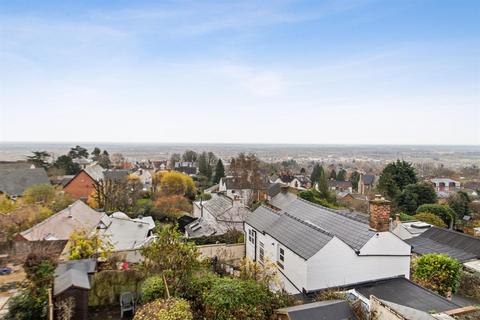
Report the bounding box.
[244,197,411,294]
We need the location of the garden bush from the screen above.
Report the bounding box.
[140,275,166,303]
[203,277,278,320]
[413,212,447,228]
[133,298,192,320]
[416,204,455,226]
[413,254,461,296]
[399,212,414,221]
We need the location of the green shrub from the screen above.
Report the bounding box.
[413,212,447,228]
[141,275,166,303]
[23,184,56,204]
[5,290,48,320]
[413,254,461,296]
[203,277,274,320]
[133,298,193,320]
[181,271,219,316]
[399,212,414,221]
[5,251,56,320]
[298,189,338,209]
[416,204,455,226]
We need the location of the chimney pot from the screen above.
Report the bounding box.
[395,213,401,223]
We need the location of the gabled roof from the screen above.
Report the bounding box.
[201,194,250,223]
[54,268,91,296]
[97,213,154,251]
[84,164,105,182]
[19,200,103,241]
[54,259,96,277]
[406,226,480,262]
[247,198,378,259]
[0,165,50,196]
[246,206,333,259]
[276,300,357,320]
[353,277,460,313]
[54,259,96,296]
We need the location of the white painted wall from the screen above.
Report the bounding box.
[306,237,410,292]
[244,223,307,294]
[359,232,411,256]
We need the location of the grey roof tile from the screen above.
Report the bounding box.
[281,198,376,251]
[247,198,377,259]
[54,268,91,296]
[269,191,298,209]
[0,165,50,196]
[406,226,480,262]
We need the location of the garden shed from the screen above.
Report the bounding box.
[53,259,97,320]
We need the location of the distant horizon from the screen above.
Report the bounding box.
[1,141,480,147]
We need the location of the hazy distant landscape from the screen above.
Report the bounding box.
[1,142,479,168]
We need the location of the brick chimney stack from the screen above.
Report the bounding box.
[369,195,391,232]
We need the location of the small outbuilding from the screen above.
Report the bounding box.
[53,259,97,320]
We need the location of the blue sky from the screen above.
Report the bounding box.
[0,0,479,144]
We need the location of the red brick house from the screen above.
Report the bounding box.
[63,164,105,200]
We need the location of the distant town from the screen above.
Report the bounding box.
[1,143,479,319]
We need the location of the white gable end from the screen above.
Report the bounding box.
[359,232,411,256]
[306,236,411,292]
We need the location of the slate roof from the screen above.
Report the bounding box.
[97,214,155,251]
[406,226,480,262]
[103,169,129,181]
[54,268,91,296]
[269,191,298,210]
[247,198,377,260]
[54,259,96,277]
[276,300,357,320]
[185,218,221,238]
[0,165,50,197]
[83,164,105,182]
[267,182,282,197]
[54,259,96,296]
[187,194,250,238]
[354,277,460,313]
[247,206,334,259]
[19,200,103,241]
[223,176,270,190]
[285,199,376,251]
[202,194,250,223]
[260,198,376,253]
